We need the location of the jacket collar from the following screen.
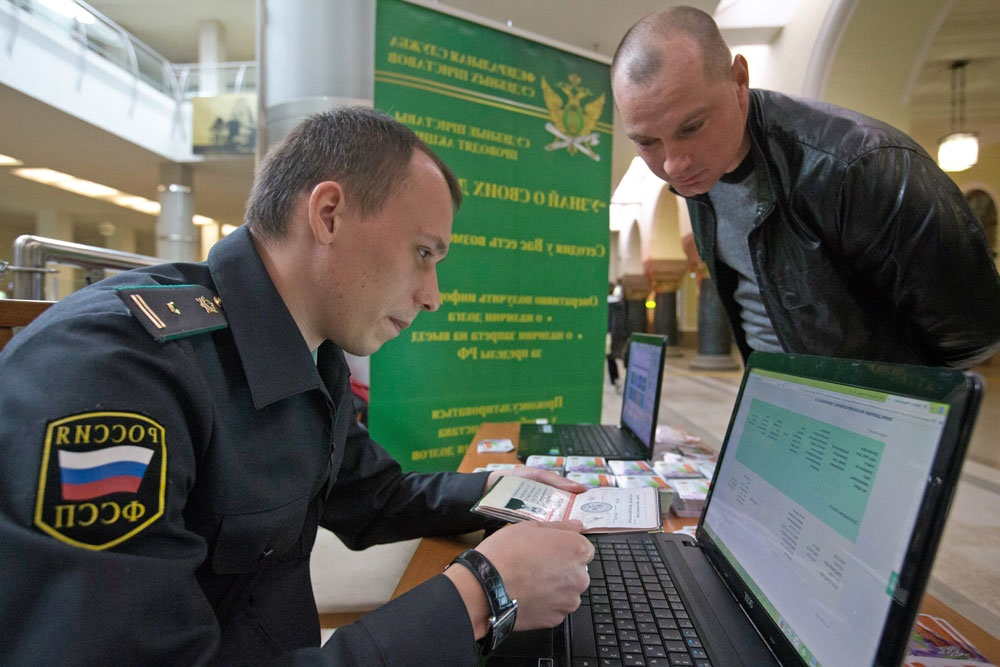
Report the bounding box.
[744,90,778,223]
[207,225,327,409]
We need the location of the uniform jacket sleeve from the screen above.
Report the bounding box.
[0,306,487,666]
[319,415,494,550]
[0,308,222,665]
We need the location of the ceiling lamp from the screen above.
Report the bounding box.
[937,60,978,172]
[11,167,216,225]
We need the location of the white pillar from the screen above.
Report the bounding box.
[199,19,227,96]
[258,0,376,151]
[35,209,75,299]
[199,223,221,261]
[157,163,197,261]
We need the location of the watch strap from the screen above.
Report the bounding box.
[450,549,517,654]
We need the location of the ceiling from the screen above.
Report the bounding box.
[0,0,998,253]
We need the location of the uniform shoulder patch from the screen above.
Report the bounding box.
[116,284,228,342]
[34,411,167,550]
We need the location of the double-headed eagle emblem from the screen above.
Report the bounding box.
[541,73,605,161]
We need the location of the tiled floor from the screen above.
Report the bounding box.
[601,349,1000,639]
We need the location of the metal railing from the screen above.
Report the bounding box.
[175,61,258,100]
[4,235,161,300]
[3,0,257,100]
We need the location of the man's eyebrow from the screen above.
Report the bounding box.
[674,105,711,132]
[627,131,654,143]
[626,106,711,143]
[424,234,449,258]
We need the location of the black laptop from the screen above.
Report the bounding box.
[517,333,668,461]
[492,351,983,666]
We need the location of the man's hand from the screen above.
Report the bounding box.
[477,520,593,630]
[484,465,587,495]
[443,521,593,639]
[445,466,591,639]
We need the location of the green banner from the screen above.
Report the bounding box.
[371,0,613,471]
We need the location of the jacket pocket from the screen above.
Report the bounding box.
[772,263,841,311]
[211,496,311,573]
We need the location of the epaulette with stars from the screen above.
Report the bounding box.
[116,285,228,342]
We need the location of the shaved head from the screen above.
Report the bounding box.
[612,6,732,86]
[609,5,751,197]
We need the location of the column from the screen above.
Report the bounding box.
[199,224,221,261]
[198,19,226,96]
[624,298,647,338]
[653,291,683,357]
[690,277,739,371]
[35,209,76,299]
[157,163,197,261]
[645,258,688,356]
[258,0,376,151]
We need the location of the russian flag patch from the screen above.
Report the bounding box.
[35,412,167,550]
[57,445,155,501]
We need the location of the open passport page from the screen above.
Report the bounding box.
[472,476,661,533]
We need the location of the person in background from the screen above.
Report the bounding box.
[0,107,594,665]
[611,6,1000,368]
[606,281,626,389]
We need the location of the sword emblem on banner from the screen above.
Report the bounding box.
[541,74,605,161]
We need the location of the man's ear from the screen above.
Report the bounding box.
[732,54,750,92]
[307,181,345,244]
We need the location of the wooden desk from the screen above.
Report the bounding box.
[0,299,53,350]
[393,422,1000,663]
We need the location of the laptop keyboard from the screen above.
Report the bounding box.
[562,425,628,457]
[569,534,712,667]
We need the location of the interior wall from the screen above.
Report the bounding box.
[0,221,34,297]
[756,0,837,94]
[821,0,1000,268]
[821,0,945,129]
[952,145,1000,265]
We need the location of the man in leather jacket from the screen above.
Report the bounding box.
[611,6,1000,368]
[0,107,594,665]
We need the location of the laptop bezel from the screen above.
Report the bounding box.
[515,333,668,460]
[615,332,669,456]
[693,352,982,667]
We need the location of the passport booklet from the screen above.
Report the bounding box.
[472,475,661,533]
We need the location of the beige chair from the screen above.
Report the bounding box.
[0,299,54,351]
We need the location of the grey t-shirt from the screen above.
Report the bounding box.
[709,155,783,352]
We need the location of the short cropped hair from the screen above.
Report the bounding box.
[245,106,462,241]
[612,6,732,85]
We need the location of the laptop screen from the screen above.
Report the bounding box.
[699,355,976,666]
[620,334,666,449]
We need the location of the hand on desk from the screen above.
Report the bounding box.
[484,466,588,495]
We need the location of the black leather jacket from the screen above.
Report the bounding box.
[687,89,1000,368]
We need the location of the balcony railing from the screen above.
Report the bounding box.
[3,0,256,100]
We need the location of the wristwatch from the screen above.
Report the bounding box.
[449,549,518,655]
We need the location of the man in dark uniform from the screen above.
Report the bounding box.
[0,107,594,665]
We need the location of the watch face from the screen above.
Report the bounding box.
[487,601,518,651]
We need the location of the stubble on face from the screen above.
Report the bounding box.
[613,38,750,197]
[330,152,454,357]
